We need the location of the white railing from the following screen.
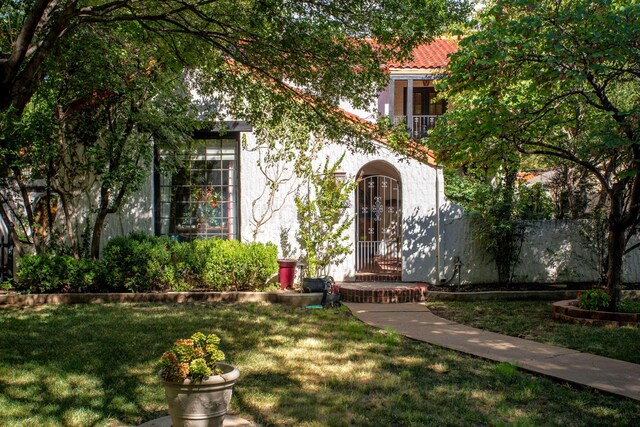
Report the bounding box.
[393,115,440,140]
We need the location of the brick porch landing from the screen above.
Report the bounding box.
[353,272,402,282]
[336,282,429,303]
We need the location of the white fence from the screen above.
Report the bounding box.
[439,218,640,284]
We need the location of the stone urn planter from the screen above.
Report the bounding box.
[161,362,240,427]
[159,332,239,427]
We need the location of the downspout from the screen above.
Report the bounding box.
[435,165,443,284]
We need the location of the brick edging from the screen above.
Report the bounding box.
[0,291,324,308]
[551,299,640,327]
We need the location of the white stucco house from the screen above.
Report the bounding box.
[100,39,458,284]
[4,37,637,286]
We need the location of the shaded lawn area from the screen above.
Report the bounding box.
[0,303,639,426]
[426,300,640,364]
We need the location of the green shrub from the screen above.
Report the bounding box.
[100,233,172,292]
[618,298,640,314]
[16,253,96,293]
[163,239,194,291]
[16,234,279,294]
[193,239,278,291]
[577,289,611,311]
[99,233,278,292]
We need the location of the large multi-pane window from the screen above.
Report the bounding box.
[158,139,238,240]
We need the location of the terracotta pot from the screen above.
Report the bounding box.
[161,363,239,427]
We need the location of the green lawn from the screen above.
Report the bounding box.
[0,302,639,426]
[426,300,640,364]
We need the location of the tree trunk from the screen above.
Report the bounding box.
[54,189,78,258]
[90,208,108,260]
[605,190,626,311]
[11,167,40,253]
[0,201,25,257]
[90,187,110,259]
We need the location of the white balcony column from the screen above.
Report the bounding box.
[406,78,414,137]
[388,77,395,120]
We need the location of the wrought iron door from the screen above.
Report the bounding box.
[356,175,401,276]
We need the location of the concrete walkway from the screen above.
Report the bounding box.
[345,302,640,401]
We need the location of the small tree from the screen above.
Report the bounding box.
[295,155,357,278]
[446,165,553,285]
[0,28,199,258]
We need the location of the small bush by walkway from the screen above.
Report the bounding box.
[427,300,640,364]
[0,302,639,426]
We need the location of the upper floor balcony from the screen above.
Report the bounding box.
[380,76,446,140]
[376,38,456,140]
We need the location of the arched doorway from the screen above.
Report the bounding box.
[355,161,402,281]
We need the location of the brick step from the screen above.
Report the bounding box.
[336,282,429,304]
[354,272,401,282]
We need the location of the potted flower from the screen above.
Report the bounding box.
[159,332,239,427]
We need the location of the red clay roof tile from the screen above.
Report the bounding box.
[388,39,458,70]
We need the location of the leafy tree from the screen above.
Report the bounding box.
[0,0,468,119]
[1,0,470,256]
[431,0,640,308]
[1,27,199,257]
[446,165,553,285]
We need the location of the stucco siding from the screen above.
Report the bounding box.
[440,217,640,285]
[101,171,155,249]
[107,135,640,286]
[239,135,441,281]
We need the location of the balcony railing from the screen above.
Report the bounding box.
[393,115,440,140]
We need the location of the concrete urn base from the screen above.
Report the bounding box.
[162,363,240,427]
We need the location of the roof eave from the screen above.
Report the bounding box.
[388,67,447,76]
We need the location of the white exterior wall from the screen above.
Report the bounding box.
[107,134,640,285]
[101,75,640,285]
[239,132,443,282]
[100,172,155,248]
[338,99,377,123]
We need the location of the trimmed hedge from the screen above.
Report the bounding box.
[16,254,96,293]
[16,233,279,294]
[100,233,173,293]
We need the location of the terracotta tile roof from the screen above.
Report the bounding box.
[387,38,458,70]
[517,171,541,182]
[338,107,438,166]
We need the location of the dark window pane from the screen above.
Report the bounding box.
[158,139,238,240]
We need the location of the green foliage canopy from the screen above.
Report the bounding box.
[431,0,640,304]
[1,0,470,257]
[0,0,470,121]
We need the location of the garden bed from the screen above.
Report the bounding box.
[552,299,640,327]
